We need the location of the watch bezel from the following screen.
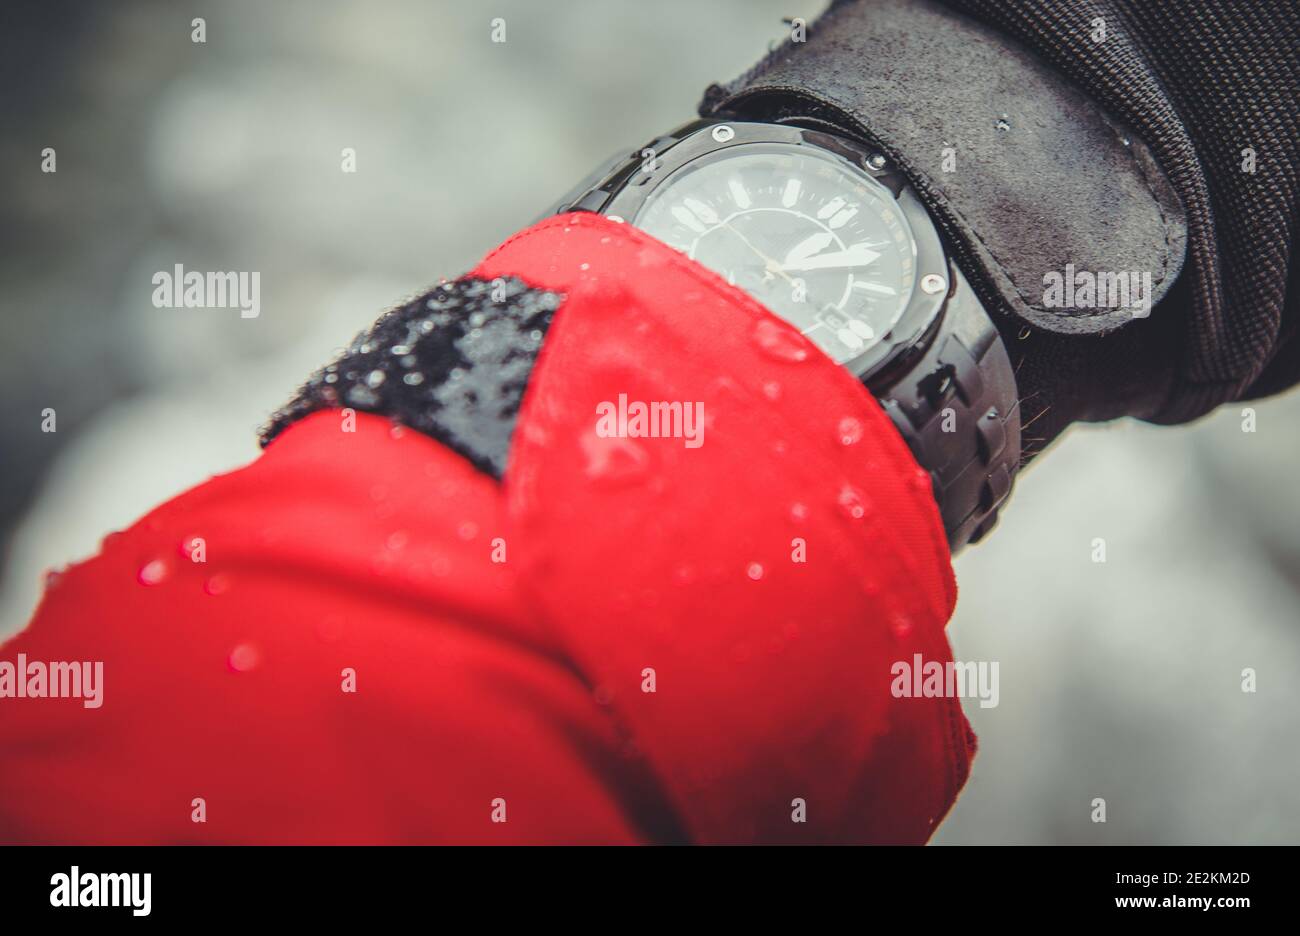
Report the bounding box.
[597,119,949,385]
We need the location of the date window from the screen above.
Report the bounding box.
[818,309,848,330]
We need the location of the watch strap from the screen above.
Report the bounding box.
[877,264,1020,549]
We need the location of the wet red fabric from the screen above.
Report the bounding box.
[0,213,971,844]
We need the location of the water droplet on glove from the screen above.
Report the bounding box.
[137,559,169,586]
[836,485,872,521]
[753,319,810,362]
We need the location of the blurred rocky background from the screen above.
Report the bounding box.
[1,0,1296,843]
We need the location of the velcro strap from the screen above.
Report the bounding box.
[700,0,1187,336]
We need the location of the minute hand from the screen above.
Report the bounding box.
[780,246,882,272]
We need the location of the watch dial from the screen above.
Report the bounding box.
[633,143,917,365]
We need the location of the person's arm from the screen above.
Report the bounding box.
[10,0,1291,846]
[0,215,968,844]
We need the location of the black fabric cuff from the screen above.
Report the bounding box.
[699,0,1187,339]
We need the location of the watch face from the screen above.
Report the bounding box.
[632,142,917,365]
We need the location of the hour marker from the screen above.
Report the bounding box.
[817,197,847,220]
[684,197,719,225]
[836,327,866,350]
[781,178,802,207]
[847,320,875,339]
[828,206,858,229]
[671,205,706,233]
[728,178,752,209]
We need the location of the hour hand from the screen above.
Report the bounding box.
[780,244,882,272]
[782,232,836,266]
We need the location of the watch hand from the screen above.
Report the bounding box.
[720,222,796,286]
[781,246,883,272]
[782,232,836,266]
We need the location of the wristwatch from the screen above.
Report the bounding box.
[543,118,1020,550]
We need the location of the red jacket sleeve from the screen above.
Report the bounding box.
[0,214,972,844]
